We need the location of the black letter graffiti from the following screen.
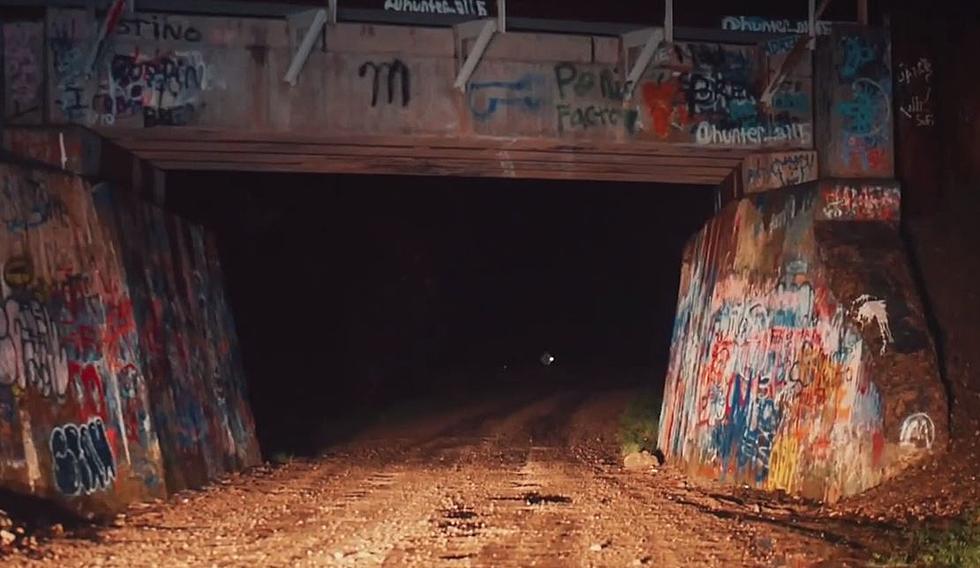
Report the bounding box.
[358,59,411,107]
[554,63,626,103]
[599,68,629,101]
[556,103,572,133]
[116,16,202,42]
[50,417,116,496]
[554,63,577,99]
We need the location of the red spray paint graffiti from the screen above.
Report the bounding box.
[641,81,689,139]
[68,362,105,418]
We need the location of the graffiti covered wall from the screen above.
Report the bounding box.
[635,42,811,147]
[659,180,945,502]
[2,20,45,124]
[96,186,261,493]
[0,162,163,513]
[742,150,818,194]
[463,40,812,147]
[817,26,894,178]
[30,9,814,151]
[47,10,217,129]
[0,160,258,515]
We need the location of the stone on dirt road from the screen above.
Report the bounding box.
[623,450,660,471]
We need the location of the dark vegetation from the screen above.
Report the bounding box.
[617,387,662,457]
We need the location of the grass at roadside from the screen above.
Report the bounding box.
[875,510,980,567]
[268,451,296,465]
[618,388,662,457]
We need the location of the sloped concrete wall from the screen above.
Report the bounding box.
[96,185,261,493]
[658,180,946,502]
[0,160,259,516]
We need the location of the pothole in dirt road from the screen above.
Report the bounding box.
[342,490,368,500]
[492,491,572,506]
[435,504,485,538]
[440,552,477,560]
[443,508,477,521]
[365,473,398,486]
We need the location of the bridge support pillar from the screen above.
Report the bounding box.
[815,25,895,178]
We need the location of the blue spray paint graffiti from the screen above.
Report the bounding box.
[467,75,542,120]
[839,36,877,80]
[0,176,66,232]
[837,78,891,171]
[837,79,890,136]
[772,91,810,115]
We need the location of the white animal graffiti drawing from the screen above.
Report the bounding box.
[852,294,893,355]
[899,412,935,449]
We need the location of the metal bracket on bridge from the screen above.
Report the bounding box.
[807,0,817,50]
[283,2,336,87]
[760,0,831,104]
[84,0,129,75]
[621,27,666,100]
[453,18,498,91]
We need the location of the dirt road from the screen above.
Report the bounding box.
[6,388,888,567]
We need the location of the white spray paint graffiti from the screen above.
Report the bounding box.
[721,16,833,35]
[899,412,935,449]
[852,294,893,355]
[0,296,71,398]
[695,122,812,146]
[384,0,488,16]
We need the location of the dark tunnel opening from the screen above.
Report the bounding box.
[165,172,715,457]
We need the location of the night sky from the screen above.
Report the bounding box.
[168,172,714,452]
[242,0,872,27]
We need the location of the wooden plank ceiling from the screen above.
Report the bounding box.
[104,128,749,186]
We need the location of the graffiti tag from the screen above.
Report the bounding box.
[467,76,542,120]
[899,413,935,450]
[358,59,411,107]
[50,417,116,496]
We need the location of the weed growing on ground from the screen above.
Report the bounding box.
[269,451,295,465]
[875,509,980,567]
[618,388,661,457]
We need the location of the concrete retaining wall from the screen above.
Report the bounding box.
[2,9,815,150]
[658,180,946,502]
[0,160,259,516]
